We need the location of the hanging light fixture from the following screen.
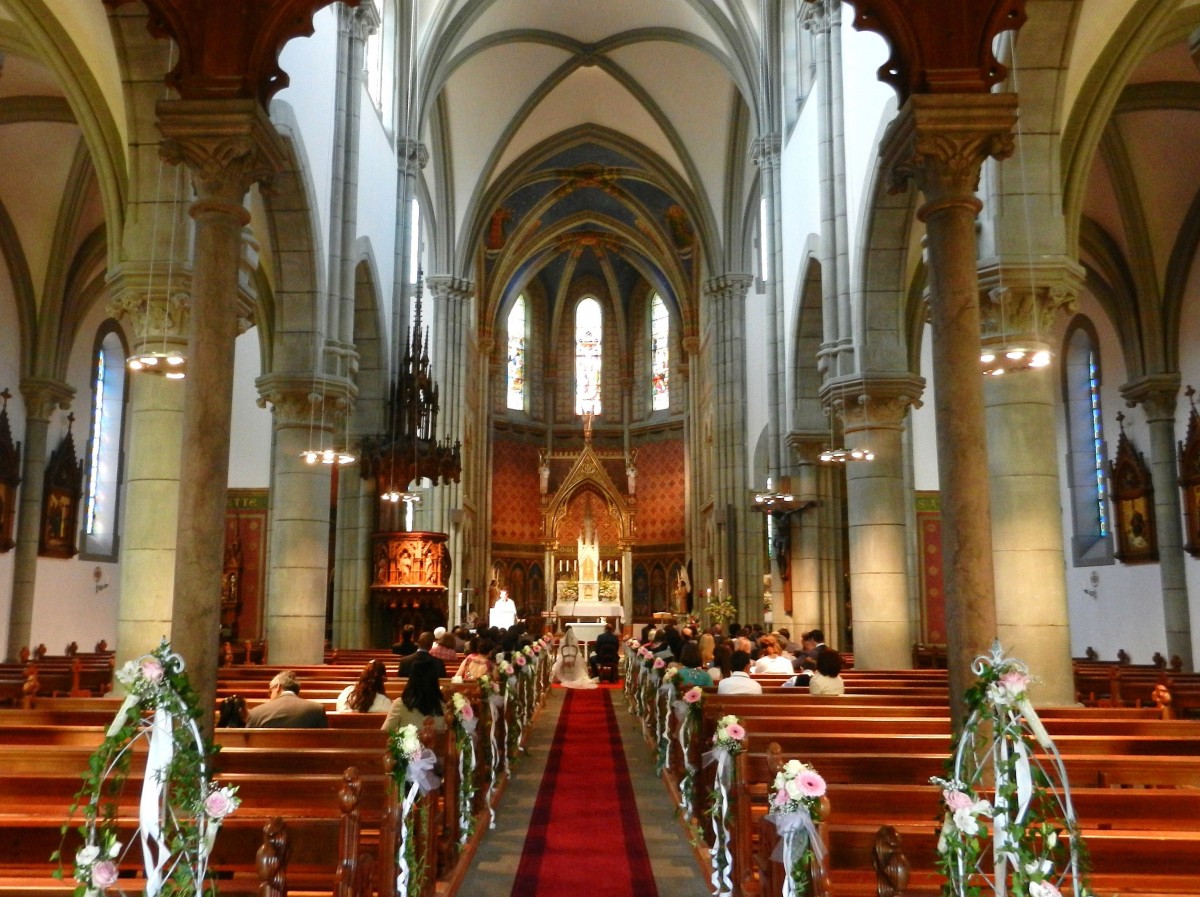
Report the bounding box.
[819,394,875,464]
[300,380,357,466]
[128,42,187,380]
[980,38,1051,379]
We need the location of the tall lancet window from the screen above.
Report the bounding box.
[1063,319,1112,565]
[575,297,602,415]
[83,326,128,558]
[650,293,670,410]
[506,295,527,410]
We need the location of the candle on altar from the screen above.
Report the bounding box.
[717,578,724,598]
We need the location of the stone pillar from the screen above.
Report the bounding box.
[257,376,346,665]
[787,432,836,635]
[679,338,699,602]
[157,98,286,724]
[703,275,755,614]
[107,271,191,668]
[829,375,923,668]
[881,94,1017,719]
[979,263,1081,702]
[752,134,785,473]
[332,464,374,648]
[1121,375,1193,669]
[622,544,634,624]
[6,380,73,660]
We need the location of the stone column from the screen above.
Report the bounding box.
[881,93,1017,718]
[6,379,73,660]
[107,273,190,668]
[392,140,428,338]
[157,98,286,724]
[703,275,755,614]
[752,134,785,473]
[829,375,923,668]
[786,432,833,634]
[1121,374,1193,669]
[979,263,1081,702]
[257,376,346,665]
[332,464,374,648]
[682,336,702,590]
[622,544,634,624]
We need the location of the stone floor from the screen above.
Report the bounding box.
[457,686,712,897]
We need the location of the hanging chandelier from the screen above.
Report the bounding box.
[980,346,1051,376]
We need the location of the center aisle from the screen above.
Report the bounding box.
[458,685,710,897]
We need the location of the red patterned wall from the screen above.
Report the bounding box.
[491,440,543,543]
[633,439,685,544]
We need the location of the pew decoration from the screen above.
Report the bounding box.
[704,714,747,897]
[55,639,240,897]
[449,692,478,845]
[765,759,827,897]
[674,684,704,820]
[497,657,521,758]
[387,723,442,897]
[934,642,1091,897]
[655,664,676,774]
[476,673,505,828]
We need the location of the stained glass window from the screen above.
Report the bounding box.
[651,294,669,410]
[85,348,105,535]
[506,295,526,410]
[83,328,127,558]
[1064,321,1112,564]
[575,297,602,415]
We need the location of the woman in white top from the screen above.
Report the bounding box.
[336,660,393,712]
[751,636,795,674]
[552,626,597,688]
[808,648,846,696]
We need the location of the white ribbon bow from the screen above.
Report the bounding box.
[767,807,825,897]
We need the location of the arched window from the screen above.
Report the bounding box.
[1063,319,1112,565]
[83,326,128,559]
[575,297,602,415]
[650,293,669,410]
[506,295,527,410]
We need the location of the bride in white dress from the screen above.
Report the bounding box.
[552,626,597,689]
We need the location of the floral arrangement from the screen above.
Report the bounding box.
[934,642,1091,897]
[704,714,747,897]
[54,639,239,897]
[766,760,827,897]
[450,693,478,844]
[706,591,737,626]
[387,723,441,897]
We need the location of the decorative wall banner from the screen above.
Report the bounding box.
[915,491,946,644]
[224,489,268,641]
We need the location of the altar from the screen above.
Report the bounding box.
[553,599,624,621]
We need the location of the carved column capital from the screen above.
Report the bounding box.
[884,94,1018,216]
[19,378,74,421]
[1122,373,1182,423]
[157,99,287,210]
[400,139,429,177]
[977,258,1083,347]
[821,373,925,432]
[107,264,193,346]
[703,274,754,303]
[346,0,380,41]
[257,373,357,429]
[799,0,838,35]
[682,334,701,357]
[425,275,475,303]
[787,430,831,465]
[751,134,782,170]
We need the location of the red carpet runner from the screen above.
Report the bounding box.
[509,689,658,896]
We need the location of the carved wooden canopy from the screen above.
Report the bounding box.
[849,0,1026,102]
[543,442,633,548]
[103,0,361,106]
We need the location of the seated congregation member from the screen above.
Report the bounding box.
[799,629,829,665]
[431,631,460,665]
[717,650,763,695]
[383,655,447,733]
[588,622,621,677]
[218,694,248,728]
[336,659,392,712]
[752,636,794,674]
[398,631,447,678]
[391,623,418,657]
[673,641,714,688]
[808,647,846,696]
[455,635,494,681]
[708,644,732,683]
[246,670,329,728]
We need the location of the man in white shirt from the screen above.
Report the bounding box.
[717,650,763,695]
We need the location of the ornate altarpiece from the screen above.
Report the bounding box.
[1110,413,1158,565]
[39,414,83,559]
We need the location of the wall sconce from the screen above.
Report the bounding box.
[1082,570,1099,600]
[93,566,108,593]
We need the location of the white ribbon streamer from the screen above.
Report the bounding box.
[704,747,734,897]
[767,808,824,897]
[486,693,505,828]
[140,708,173,897]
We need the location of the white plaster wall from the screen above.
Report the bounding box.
[911,324,939,490]
[276,8,340,280]
[1056,290,1166,664]
[355,90,399,358]
[28,299,122,654]
[228,329,272,488]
